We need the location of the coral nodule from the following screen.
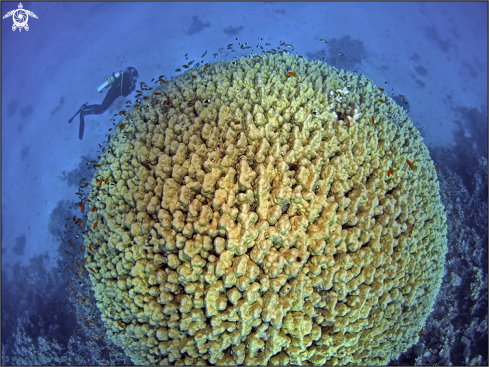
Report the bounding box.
[84,53,447,365]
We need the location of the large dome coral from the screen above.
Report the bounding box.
[84,53,447,365]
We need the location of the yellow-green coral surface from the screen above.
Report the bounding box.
[84,53,447,365]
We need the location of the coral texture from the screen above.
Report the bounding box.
[84,53,447,365]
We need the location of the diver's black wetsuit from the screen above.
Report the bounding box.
[69,67,138,139]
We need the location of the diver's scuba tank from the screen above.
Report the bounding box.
[97,71,121,93]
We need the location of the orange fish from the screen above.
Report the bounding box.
[234,121,240,125]
[81,315,86,318]
[418,327,424,336]
[154,92,161,95]
[408,223,415,237]
[159,80,167,84]
[175,68,181,72]
[192,75,197,79]
[70,290,76,294]
[84,258,87,264]
[93,222,98,230]
[203,64,209,71]
[387,169,393,177]
[67,266,74,270]
[87,320,93,323]
[89,243,93,253]
[78,219,82,228]
[98,334,104,338]
[88,267,96,273]
[435,167,439,172]
[78,267,83,275]
[76,259,80,266]
[117,321,125,329]
[372,116,375,124]
[94,164,102,168]
[82,298,87,305]
[406,159,415,171]
[288,71,297,77]
[378,99,384,103]
[80,245,84,252]
[98,179,102,189]
[107,350,112,353]
[80,203,85,213]
[66,281,70,287]
[69,308,74,313]
[78,328,83,331]
[445,192,449,197]
[104,177,109,184]
[133,104,140,108]
[182,65,189,69]
[91,207,96,213]
[378,87,384,91]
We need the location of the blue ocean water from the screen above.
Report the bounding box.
[1,2,487,365]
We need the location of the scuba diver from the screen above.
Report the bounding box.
[68,66,139,139]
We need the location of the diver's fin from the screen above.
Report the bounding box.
[68,102,89,124]
[79,114,85,140]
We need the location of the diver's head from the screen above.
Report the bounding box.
[127,67,138,82]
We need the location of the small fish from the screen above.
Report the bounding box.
[288,71,297,77]
[399,95,408,104]
[81,315,86,318]
[93,222,98,230]
[91,207,96,213]
[188,61,194,65]
[118,110,126,115]
[78,219,83,228]
[78,267,83,275]
[88,267,96,273]
[69,308,74,313]
[77,259,80,266]
[135,93,142,98]
[192,75,197,79]
[201,50,207,58]
[82,298,87,305]
[344,116,351,129]
[445,192,449,197]
[378,99,384,103]
[159,80,167,85]
[87,320,93,324]
[104,177,109,184]
[418,327,424,336]
[372,116,375,124]
[182,65,189,69]
[66,281,70,287]
[408,223,415,237]
[93,163,102,168]
[320,39,327,43]
[337,52,343,56]
[89,243,93,253]
[435,167,439,172]
[406,159,415,171]
[107,350,112,353]
[203,64,210,71]
[98,179,102,189]
[387,169,393,177]
[154,92,161,95]
[117,321,125,329]
[78,328,83,331]
[234,121,241,125]
[378,87,384,91]
[70,290,76,294]
[98,334,104,338]
[133,104,140,108]
[84,182,89,188]
[80,245,84,252]
[84,258,87,264]
[175,68,181,72]
[67,266,74,270]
